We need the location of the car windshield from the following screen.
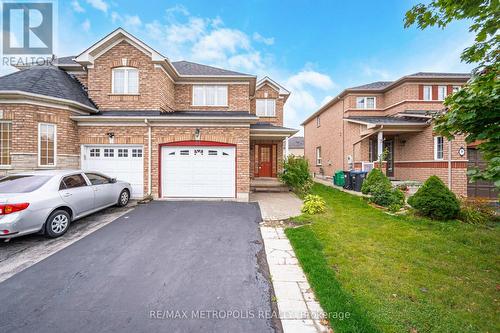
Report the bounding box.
[0,175,51,193]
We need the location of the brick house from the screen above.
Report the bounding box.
[302,73,475,197]
[0,28,297,201]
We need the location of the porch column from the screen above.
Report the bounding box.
[377,131,384,159]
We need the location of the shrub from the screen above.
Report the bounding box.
[407,176,460,220]
[370,186,405,209]
[301,194,326,214]
[361,168,405,209]
[280,156,313,194]
[361,168,392,195]
[459,198,498,225]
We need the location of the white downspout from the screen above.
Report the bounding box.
[285,136,289,159]
[145,119,152,196]
[448,138,452,189]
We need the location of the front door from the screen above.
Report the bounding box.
[258,145,273,177]
[383,140,394,177]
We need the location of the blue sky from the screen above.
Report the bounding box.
[18,0,480,130]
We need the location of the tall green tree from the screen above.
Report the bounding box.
[405,0,500,187]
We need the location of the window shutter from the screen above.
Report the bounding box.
[418,85,423,100]
[432,85,438,100]
[447,85,453,95]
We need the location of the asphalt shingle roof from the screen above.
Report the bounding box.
[346,116,429,125]
[0,66,96,109]
[171,61,253,76]
[350,81,393,90]
[287,136,304,149]
[250,123,297,131]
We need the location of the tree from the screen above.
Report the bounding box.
[405,0,500,187]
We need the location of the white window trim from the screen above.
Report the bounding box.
[192,85,228,107]
[111,67,139,95]
[256,98,276,117]
[0,121,12,166]
[316,146,322,166]
[438,85,447,101]
[434,136,444,160]
[423,85,433,101]
[355,96,377,109]
[38,123,57,167]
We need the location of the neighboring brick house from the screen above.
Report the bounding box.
[0,28,297,201]
[302,73,474,197]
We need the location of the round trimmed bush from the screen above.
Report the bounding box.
[407,175,460,220]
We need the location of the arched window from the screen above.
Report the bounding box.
[112,67,139,94]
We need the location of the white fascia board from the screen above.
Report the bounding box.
[70,115,259,123]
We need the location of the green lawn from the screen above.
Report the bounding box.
[286,183,499,333]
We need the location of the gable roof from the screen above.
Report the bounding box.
[171,61,252,77]
[301,72,471,125]
[0,66,97,111]
[256,76,290,95]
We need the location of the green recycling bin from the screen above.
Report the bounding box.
[335,170,345,187]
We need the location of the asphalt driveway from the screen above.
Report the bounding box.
[0,201,278,333]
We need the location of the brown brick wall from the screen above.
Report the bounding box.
[174,84,250,111]
[86,41,175,111]
[250,84,284,126]
[0,104,79,175]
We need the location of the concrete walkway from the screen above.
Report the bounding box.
[251,192,303,220]
[261,226,329,333]
[252,192,330,332]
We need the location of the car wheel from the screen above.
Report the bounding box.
[45,210,71,238]
[117,189,130,207]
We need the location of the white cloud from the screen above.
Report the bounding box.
[85,0,108,13]
[282,70,336,131]
[82,19,91,32]
[71,0,85,13]
[124,15,142,28]
[286,70,335,91]
[111,11,120,23]
[253,32,274,45]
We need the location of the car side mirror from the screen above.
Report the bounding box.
[110,178,117,183]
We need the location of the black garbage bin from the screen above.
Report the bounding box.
[343,171,352,190]
[350,171,368,192]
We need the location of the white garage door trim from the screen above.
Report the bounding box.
[81,144,144,199]
[160,142,236,199]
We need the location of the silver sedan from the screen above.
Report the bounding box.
[0,170,132,239]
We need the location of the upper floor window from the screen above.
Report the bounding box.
[452,85,461,93]
[38,123,56,166]
[423,85,432,100]
[112,67,139,94]
[316,116,320,127]
[356,97,376,109]
[438,85,447,100]
[434,136,444,160]
[256,99,276,117]
[0,122,12,165]
[192,85,228,106]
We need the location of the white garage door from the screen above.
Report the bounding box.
[161,145,235,198]
[81,145,144,198]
